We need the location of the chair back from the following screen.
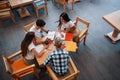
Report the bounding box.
[23,22,35,33]
[46,57,80,80]
[75,17,90,28]
[2,55,13,74]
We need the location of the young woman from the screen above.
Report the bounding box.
[57,12,81,43]
[21,32,48,69]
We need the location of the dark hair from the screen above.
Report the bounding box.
[36,19,46,27]
[58,12,70,25]
[21,32,35,57]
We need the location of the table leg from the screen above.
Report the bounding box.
[17,7,31,18]
[106,29,120,43]
[112,29,118,38]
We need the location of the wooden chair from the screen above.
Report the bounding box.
[46,57,80,80]
[74,17,90,46]
[33,0,48,17]
[2,50,40,80]
[53,0,74,11]
[0,1,16,26]
[23,22,35,33]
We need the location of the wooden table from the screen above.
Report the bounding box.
[36,41,77,65]
[103,10,120,43]
[8,0,33,18]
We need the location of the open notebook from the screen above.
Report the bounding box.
[55,32,66,40]
[45,31,66,40]
[45,31,56,40]
[45,31,74,41]
[35,44,44,53]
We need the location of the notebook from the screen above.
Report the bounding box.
[55,32,66,40]
[46,31,56,40]
[65,33,74,41]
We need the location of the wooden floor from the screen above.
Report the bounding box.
[0,0,120,80]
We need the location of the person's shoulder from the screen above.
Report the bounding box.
[69,20,74,24]
[50,49,60,55]
[29,42,35,47]
[49,50,56,55]
[28,42,36,50]
[62,50,69,54]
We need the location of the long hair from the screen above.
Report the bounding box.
[58,12,71,26]
[21,32,35,57]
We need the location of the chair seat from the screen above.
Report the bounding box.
[57,71,71,80]
[34,1,45,7]
[58,65,75,80]
[0,11,10,16]
[12,58,34,76]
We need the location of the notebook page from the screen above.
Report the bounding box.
[46,31,56,40]
[55,32,66,40]
[35,44,44,53]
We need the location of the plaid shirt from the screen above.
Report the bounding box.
[44,48,69,75]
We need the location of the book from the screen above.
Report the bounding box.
[65,33,74,41]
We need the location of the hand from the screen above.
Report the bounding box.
[44,45,49,49]
[61,45,66,49]
[60,33,64,38]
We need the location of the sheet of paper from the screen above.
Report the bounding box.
[55,32,66,40]
[35,44,44,53]
[46,31,56,40]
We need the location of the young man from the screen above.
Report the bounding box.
[29,19,49,45]
[44,38,70,76]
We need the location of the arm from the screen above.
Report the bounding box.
[32,44,49,57]
[34,37,45,45]
[32,47,45,57]
[66,21,77,32]
[57,24,66,38]
[57,24,62,32]
[70,25,76,31]
[41,27,49,33]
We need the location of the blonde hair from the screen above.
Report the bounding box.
[54,38,64,48]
